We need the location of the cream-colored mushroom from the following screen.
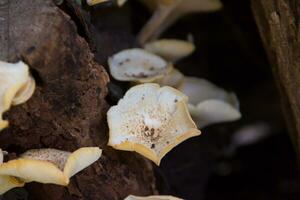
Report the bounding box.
[178,77,241,128]
[86,0,110,6]
[0,61,35,131]
[108,48,171,83]
[107,83,200,165]
[154,67,184,88]
[144,39,195,62]
[0,149,25,195]
[138,0,222,44]
[0,147,102,193]
[125,195,183,200]
[117,0,127,6]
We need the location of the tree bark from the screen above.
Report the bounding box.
[251,0,300,155]
[0,0,156,199]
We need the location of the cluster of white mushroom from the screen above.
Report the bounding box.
[106,38,240,200]
[0,61,101,195]
[108,42,241,130]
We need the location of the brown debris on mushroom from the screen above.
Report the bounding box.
[107,83,200,165]
[108,48,171,83]
[0,147,102,195]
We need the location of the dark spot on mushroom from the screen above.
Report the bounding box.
[149,66,155,71]
[174,99,178,103]
[151,144,155,149]
[166,141,169,144]
[125,58,130,62]
[131,72,149,78]
[150,128,155,136]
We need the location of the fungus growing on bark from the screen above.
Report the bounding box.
[107,83,200,165]
[108,48,171,83]
[178,77,241,128]
[0,61,35,131]
[138,0,222,44]
[144,39,195,62]
[0,149,25,195]
[0,147,102,194]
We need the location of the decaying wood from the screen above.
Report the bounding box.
[251,0,300,155]
[0,0,156,199]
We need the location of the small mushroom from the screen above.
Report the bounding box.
[108,48,171,83]
[0,61,35,131]
[0,149,25,195]
[107,83,200,165]
[117,0,127,6]
[178,77,241,128]
[125,195,183,200]
[86,0,110,6]
[138,0,222,44]
[0,147,102,194]
[144,39,195,62]
[154,67,184,88]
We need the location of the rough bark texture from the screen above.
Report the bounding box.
[0,0,156,199]
[251,0,300,155]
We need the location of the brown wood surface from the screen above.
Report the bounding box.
[251,0,300,155]
[0,0,156,199]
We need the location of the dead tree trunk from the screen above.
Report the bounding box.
[0,0,156,199]
[251,0,300,155]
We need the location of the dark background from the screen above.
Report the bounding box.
[129,0,300,199]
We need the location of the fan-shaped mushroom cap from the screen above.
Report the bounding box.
[64,147,102,178]
[0,61,35,131]
[0,147,102,189]
[178,77,241,128]
[108,48,171,83]
[144,39,195,62]
[125,195,183,200]
[107,83,200,165]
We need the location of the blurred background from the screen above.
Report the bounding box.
[121,0,300,199]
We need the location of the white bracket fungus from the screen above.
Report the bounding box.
[108,48,171,83]
[125,195,183,200]
[138,0,222,44]
[0,61,36,131]
[178,77,241,128]
[0,147,102,195]
[107,83,200,165]
[144,39,195,62]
